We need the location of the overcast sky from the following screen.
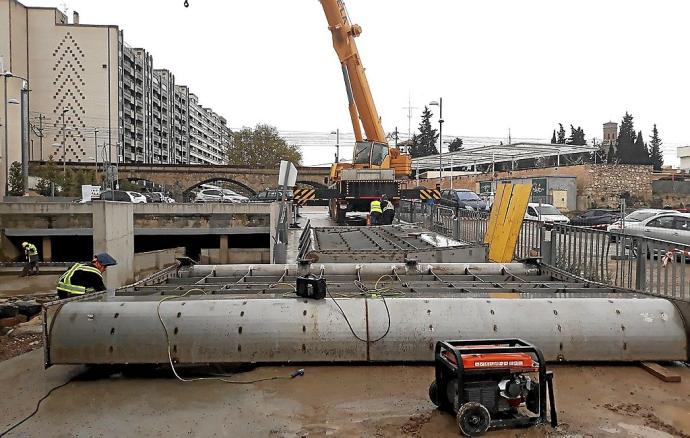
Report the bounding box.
[27,0,690,165]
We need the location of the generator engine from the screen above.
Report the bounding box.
[429,339,557,437]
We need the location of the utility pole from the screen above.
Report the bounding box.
[403,94,418,144]
[430,98,444,184]
[93,129,99,175]
[393,127,399,148]
[38,114,44,159]
[330,129,340,163]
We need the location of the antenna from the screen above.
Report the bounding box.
[402,93,418,142]
[60,2,69,15]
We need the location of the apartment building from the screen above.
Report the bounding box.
[0,0,230,194]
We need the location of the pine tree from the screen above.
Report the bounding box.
[8,161,24,196]
[409,106,438,158]
[649,124,664,171]
[607,144,616,164]
[634,131,650,165]
[448,137,463,153]
[550,130,557,144]
[557,124,566,144]
[616,112,636,164]
[566,125,587,146]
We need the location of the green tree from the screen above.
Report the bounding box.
[550,130,557,144]
[227,124,302,167]
[634,130,651,165]
[8,161,24,196]
[649,124,664,171]
[448,137,463,153]
[557,123,566,144]
[607,143,616,164]
[409,106,439,158]
[58,168,85,197]
[566,125,587,146]
[616,112,637,163]
[34,156,60,196]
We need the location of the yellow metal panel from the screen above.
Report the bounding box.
[484,183,510,245]
[488,184,532,263]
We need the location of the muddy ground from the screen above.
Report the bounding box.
[1,350,689,437]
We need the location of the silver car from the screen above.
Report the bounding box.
[615,213,690,245]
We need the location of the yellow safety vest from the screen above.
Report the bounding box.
[370,200,382,214]
[24,243,38,256]
[57,263,103,296]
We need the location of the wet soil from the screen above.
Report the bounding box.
[0,333,42,362]
[4,357,688,437]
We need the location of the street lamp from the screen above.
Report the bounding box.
[3,71,30,194]
[330,129,340,163]
[429,98,444,184]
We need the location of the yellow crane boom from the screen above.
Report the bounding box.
[319,0,411,177]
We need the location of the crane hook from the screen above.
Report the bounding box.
[183,0,189,7]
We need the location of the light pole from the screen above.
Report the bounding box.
[60,108,68,177]
[3,71,30,194]
[330,129,340,163]
[429,98,444,185]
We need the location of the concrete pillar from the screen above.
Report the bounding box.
[42,236,52,262]
[92,201,134,289]
[219,234,229,264]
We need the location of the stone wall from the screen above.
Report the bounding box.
[406,163,655,210]
[581,164,653,209]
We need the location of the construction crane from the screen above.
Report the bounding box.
[183,0,426,224]
[319,0,413,223]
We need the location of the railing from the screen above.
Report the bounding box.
[549,224,690,301]
[399,200,690,301]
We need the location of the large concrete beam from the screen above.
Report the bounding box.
[92,201,134,289]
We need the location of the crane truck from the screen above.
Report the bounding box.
[318,0,436,224]
[183,0,439,224]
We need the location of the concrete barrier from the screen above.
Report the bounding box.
[133,247,184,280]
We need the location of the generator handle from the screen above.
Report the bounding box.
[546,371,558,428]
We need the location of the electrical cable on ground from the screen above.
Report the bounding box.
[0,376,75,437]
[326,274,394,343]
[157,288,304,383]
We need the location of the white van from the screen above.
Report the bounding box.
[524,203,570,225]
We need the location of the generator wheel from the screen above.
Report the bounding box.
[457,402,491,437]
[428,381,440,406]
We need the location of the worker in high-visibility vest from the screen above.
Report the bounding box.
[20,242,39,277]
[370,199,383,226]
[56,253,117,299]
[381,195,395,225]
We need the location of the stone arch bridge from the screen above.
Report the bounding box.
[32,162,331,197]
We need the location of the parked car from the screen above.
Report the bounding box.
[249,189,293,203]
[607,209,679,233]
[524,203,570,225]
[608,212,690,246]
[439,189,488,211]
[100,190,137,202]
[571,209,620,228]
[194,189,225,203]
[127,191,147,203]
[221,189,249,203]
[144,192,163,203]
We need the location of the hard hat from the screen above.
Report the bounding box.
[93,252,118,267]
[21,242,29,247]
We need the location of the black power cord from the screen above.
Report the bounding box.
[0,376,75,437]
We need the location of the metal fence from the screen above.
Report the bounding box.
[399,200,690,301]
[550,224,690,300]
